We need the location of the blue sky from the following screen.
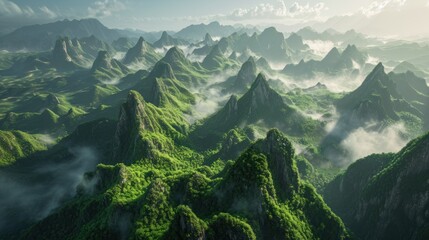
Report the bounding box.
[1,0,428,37]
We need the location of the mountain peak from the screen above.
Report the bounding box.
[230,128,298,200]
[208,21,221,27]
[262,27,278,35]
[113,91,150,163]
[91,50,129,77]
[91,50,111,72]
[254,129,299,198]
[335,61,402,124]
[122,36,160,66]
[224,95,239,119]
[256,57,271,69]
[344,44,358,53]
[373,62,385,72]
[46,93,61,106]
[352,62,387,90]
[135,37,146,49]
[137,61,194,110]
[246,56,255,63]
[328,47,340,55]
[286,33,306,50]
[250,73,269,91]
[134,37,148,51]
[119,90,148,133]
[321,47,341,64]
[362,62,386,84]
[137,36,145,43]
[161,31,169,40]
[240,73,279,112]
[125,91,146,118]
[148,61,176,79]
[202,44,227,69]
[209,44,223,57]
[163,46,187,63]
[229,51,238,60]
[233,57,258,91]
[341,44,365,62]
[0,17,121,51]
[259,27,284,41]
[52,37,72,63]
[288,32,301,39]
[204,33,213,42]
[154,31,187,48]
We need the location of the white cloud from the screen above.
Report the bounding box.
[227,1,327,21]
[361,0,407,16]
[303,40,337,57]
[107,1,328,31]
[313,0,429,38]
[0,0,57,19]
[0,0,60,33]
[39,6,57,19]
[0,0,34,17]
[340,122,409,162]
[88,0,125,18]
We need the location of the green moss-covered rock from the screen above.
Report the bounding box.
[164,205,207,240]
[207,213,256,240]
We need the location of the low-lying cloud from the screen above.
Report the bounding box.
[304,40,337,58]
[0,147,99,235]
[186,69,238,123]
[340,122,409,161]
[275,72,365,93]
[226,1,327,22]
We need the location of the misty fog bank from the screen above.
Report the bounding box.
[0,147,99,235]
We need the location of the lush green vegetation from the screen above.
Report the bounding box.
[17,129,349,240]
[324,132,429,239]
[0,130,47,166]
[0,24,428,240]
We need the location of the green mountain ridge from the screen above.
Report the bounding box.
[217,56,258,94]
[1,16,429,240]
[90,51,130,80]
[283,44,368,78]
[15,129,349,240]
[0,130,47,166]
[112,90,191,166]
[0,18,123,51]
[202,44,238,70]
[158,47,208,86]
[192,73,323,149]
[135,61,196,111]
[215,27,291,62]
[153,31,188,49]
[122,37,161,67]
[324,131,429,240]
[321,63,427,163]
[174,21,258,42]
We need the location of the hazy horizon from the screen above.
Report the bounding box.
[1,0,428,38]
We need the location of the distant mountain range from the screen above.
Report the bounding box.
[153,32,189,48]
[192,73,323,149]
[175,21,259,41]
[1,14,429,240]
[321,63,429,162]
[283,44,369,78]
[0,19,122,52]
[0,19,260,52]
[295,27,381,47]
